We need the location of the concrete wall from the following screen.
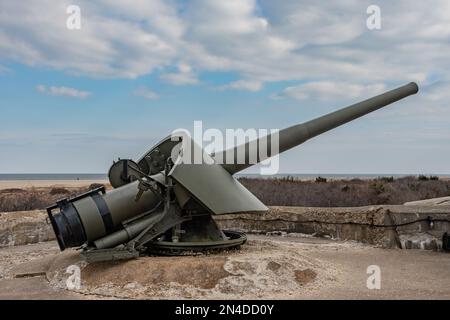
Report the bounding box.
[0,210,55,247]
[215,205,450,250]
[1,206,449,250]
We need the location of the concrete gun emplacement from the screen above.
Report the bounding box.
[47,82,419,262]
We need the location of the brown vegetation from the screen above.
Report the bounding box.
[0,176,449,212]
[0,184,106,212]
[238,176,450,207]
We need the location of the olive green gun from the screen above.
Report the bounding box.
[47,82,418,262]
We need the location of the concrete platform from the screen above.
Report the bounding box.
[405,196,450,207]
[0,238,449,299]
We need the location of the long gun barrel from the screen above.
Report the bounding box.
[218,82,419,174]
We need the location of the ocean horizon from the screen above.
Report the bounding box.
[0,173,449,181]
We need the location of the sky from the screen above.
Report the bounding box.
[0,0,449,174]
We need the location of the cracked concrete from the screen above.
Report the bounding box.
[0,237,449,300]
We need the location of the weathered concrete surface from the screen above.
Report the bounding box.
[0,238,449,299]
[0,277,83,300]
[0,241,93,299]
[215,205,450,250]
[0,210,54,247]
[405,196,450,206]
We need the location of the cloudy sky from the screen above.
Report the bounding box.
[0,0,449,174]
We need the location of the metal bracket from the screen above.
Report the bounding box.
[135,176,160,202]
[46,186,106,212]
[131,204,190,251]
[81,247,140,263]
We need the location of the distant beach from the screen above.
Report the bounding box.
[0,174,107,181]
[0,174,108,189]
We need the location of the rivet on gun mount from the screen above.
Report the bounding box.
[46,82,419,262]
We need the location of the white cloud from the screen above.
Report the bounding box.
[277,82,386,101]
[0,0,450,98]
[217,79,262,92]
[36,85,91,98]
[159,63,199,85]
[0,0,178,78]
[133,87,159,100]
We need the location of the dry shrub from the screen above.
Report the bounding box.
[0,186,86,212]
[0,188,26,194]
[49,187,70,195]
[238,176,450,207]
[88,183,105,190]
[1,177,449,211]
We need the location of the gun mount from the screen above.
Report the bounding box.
[47,82,419,262]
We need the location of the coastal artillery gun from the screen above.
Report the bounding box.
[47,82,419,262]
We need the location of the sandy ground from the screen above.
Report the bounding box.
[0,236,449,300]
[0,180,109,190]
[0,179,449,299]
